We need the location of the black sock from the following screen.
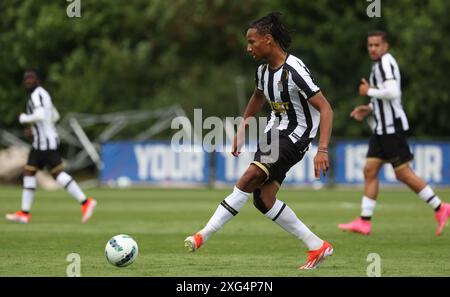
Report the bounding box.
[21,210,30,214]
[361,216,371,221]
[435,204,441,212]
[81,199,88,206]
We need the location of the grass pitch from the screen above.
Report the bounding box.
[1,186,449,276]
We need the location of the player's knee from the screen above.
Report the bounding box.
[253,189,269,214]
[363,165,378,180]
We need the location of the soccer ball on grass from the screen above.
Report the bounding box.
[105,234,139,267]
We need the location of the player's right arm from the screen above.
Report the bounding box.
[19,107,45,124]
[19,92,45,124]
[242,88,266,119]
[232,88,266,157]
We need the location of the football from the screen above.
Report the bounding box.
[105,234,139,267]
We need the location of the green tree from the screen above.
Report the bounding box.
[1,0,449,139]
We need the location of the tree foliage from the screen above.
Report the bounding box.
[1,0,449,138]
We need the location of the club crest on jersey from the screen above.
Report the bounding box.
[277,80,283,92]
[270,101,289,114]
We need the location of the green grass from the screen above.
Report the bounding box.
[1,186,449,276]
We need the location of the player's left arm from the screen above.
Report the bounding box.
[308,91,333,178]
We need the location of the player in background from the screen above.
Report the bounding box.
[338,30,450,236]
[5,69,97,224]
[185,12,334,269]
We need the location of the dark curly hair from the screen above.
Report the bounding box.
[249,12,292,51]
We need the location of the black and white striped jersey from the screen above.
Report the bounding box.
[26,86,60,150]
[368,52,409,135]
[255,54,321,143]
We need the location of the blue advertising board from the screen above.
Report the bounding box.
[100,140,450,187]
[100,141,209,186]
[334,141,450,186]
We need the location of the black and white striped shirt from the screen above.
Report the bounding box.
[26,86,60,150]
[368,52,409,135]
[255,54,321,143]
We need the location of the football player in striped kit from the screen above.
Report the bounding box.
[185,12,334,269]
[338,30,450,236]
[5,69,97,224]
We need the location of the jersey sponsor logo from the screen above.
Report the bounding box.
[269,101,290,114]
[277,80,284,92]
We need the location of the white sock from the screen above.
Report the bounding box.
[21,176,36,212]
[418,185,442,210]
[265,199,323,251]
[56,172,87,203]
[361,196,377,218]
[198,186,250,242]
